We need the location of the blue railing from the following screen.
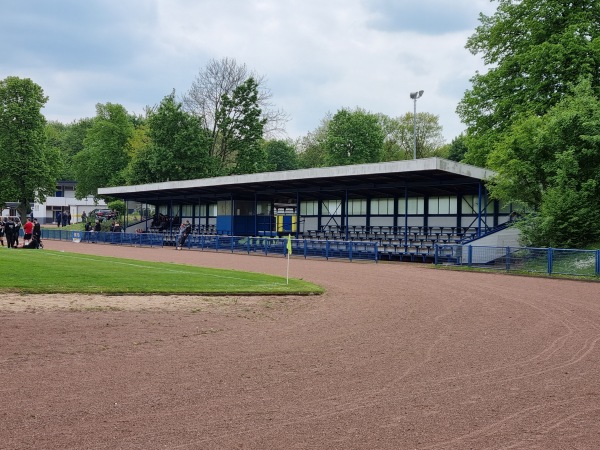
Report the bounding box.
[40,230,379,263]
[42,230,164,247]
[435,244,600,277]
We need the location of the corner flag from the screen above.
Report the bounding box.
[286,234,292,284]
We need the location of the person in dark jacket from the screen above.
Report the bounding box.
[5,218,15,248]
[12,219,21,247]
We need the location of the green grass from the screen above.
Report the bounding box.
[0,248,323,295]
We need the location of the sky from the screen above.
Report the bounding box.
[0,0,498,144]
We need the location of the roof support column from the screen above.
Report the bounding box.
[296,191,301,238]
[477,182,483,237]
[403,187,409,251]
[344,189,349,241]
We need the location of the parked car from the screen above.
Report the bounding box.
[90,209,117,221]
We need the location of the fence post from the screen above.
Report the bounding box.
[326,241,330,260]
[374,242,378,263]
[304,239,308,259]
[506,246,510,271]
[548,248,553,275]
[596,250,600,276]
[348,242,353,262]
[468,245,473,267]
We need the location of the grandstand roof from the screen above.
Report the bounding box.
[99,158,495,204]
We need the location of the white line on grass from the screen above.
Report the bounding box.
[43,252,288,286]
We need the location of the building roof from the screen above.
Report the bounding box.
[98,158,495,204]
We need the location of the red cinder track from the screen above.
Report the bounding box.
[1,241,600,449]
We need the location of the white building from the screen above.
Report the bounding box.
[1,181,106,224]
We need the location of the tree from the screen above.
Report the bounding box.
[182,57,288,164]
[324,108,384,166]
[378,112,445,160]
[73,103,134,199]
[296,116,330,169]
[264,139,299,171]
[446,134,469,162]
[457,0,600,166]
[0,76,59,220]
[215,78,268,174]
[128,92,216,183]
[45,118,94,180]
[487,79,600,247]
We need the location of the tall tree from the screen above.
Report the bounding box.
[457,0,600,166]
[264,139,299,171]
[73,103,134,199]
[446,134,469,162]
[296,116,330,169]
[378,112,445,160]
[324,108,384,166]
[182,57,288,161]
[45,118,94,180]
[0,76,58,219]
[127,92,216,183]
[487,79,600,247]
[215,78,268,174]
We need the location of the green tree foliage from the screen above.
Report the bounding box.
[107,199,126,218]
[45,118,94,180]
[487,80,600,247]
[324,109,384,166]
[264,139,299,171]
[73,103,134,199]
[182,57,288,159]
[215,78,267,174]
[378,112,445,160]
[446,134,469,162]
[127,92,216,183]
[296,116,330,169]
[0,76,59,219]
[458,0,600,166]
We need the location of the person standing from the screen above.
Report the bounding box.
[23,217,34,246]
[56,211,62,227]
[33,218,42,247]
[0,218,5,246]
[92,220,101,243]
[12,218,21,247]
[176,220,192,250]
[81,210,87,223]
[4,218,14,248]
[175,222,186,250]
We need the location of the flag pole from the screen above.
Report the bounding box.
[286,234,292,284]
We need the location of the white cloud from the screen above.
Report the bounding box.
[1,0,498,142]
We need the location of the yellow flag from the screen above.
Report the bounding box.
[286,234,292,255]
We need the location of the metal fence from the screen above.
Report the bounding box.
[41,230,379,263]
[435,244,600,277]
[43,230,164,247]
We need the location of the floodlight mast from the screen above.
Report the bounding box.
[409,90,424,159]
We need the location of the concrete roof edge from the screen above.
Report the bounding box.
[98,158,495,196]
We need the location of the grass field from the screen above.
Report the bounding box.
[0,248,323,295]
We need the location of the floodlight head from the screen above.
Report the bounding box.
[409,90,424,100]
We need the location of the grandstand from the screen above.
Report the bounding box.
[99,158,515,262]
